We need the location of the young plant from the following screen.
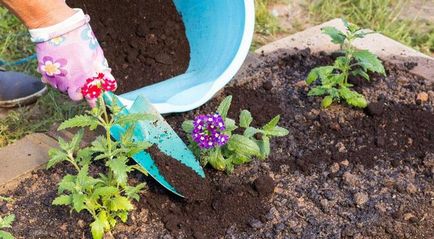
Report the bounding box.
[0,197,15,239]
[182,96,288,173]
[48,74,154,239]
[306,19,386,108]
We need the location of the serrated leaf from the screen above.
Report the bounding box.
[339,87,368,108]
[107,157,131,185]
[58,174,76,193]
[322,95,334,108]
[70,129,84,151]
[239,110,253,128]
[308,86,328,96]
[52,195,72,206]
[58,115,98,131]
[115,113,155,126]
[322,26,346,44]
[264,126,289,137]
[217,96,232,118]
[0,230,14,239]
[47,148,68,169]
[124,183,146,201]
[228,135,261,157]
[352,68,370,81]
[353,50,385,75]
[72,193,86,212]
[110,196,134,211]
[0,214,15,229]
[117,211,128,223]
[263,115,280,131]
[76,148,93,167]
[230,154,251,165]
[306,70,318,84]
[181,120,194,133]
[92,186,118,199]
[90,213,107,239]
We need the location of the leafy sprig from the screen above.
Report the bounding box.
[306,19,386,108]
[182,96,288,173]
[48,96,154,239]
[0,197,14,239]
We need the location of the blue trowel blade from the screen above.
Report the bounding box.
[103,92,205,197]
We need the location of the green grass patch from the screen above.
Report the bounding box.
[308,0,434,54]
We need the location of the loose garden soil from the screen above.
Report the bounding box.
[1,48,434,238]
[67,0,190,93]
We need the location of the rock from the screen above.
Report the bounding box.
[253,175,276,197]
[274,223,285,232]
[416,92,429,103]
[78,219,85,228]
[354,192,369,206]
[249,219,264,229]
[155,53,173,65]
[406,183,417,194]
[403,213,418,223]
[329,122,341,131]
[365,102,384,116]
[294,80,307,88]
[60,223,68,231]
[340,160,350,167]
[320,199,329,212]
[329,163,340,174]
[262,81,273,91]
[343,172,360,187]
[375,202,387,213]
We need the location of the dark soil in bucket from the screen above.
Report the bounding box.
[2,48,434,238]
[67,0,190,93]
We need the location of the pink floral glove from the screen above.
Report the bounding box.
[29,9,117,105]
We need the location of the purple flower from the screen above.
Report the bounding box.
[192,113,229,149]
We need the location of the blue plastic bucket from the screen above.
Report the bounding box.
[118,0,255,113]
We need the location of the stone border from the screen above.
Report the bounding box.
[255,18,434,83]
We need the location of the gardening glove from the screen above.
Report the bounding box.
[29,8,116,106]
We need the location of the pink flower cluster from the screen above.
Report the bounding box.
[81,73,117,99]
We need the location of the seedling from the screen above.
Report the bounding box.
[182,96,289,173]
[0,196,15,239]
[306,19,386,108]
[48,95,154,239]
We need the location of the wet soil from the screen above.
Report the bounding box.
[67,0,190,93]
[1,49,434,238]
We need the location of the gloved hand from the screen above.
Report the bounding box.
[29,8,116,106]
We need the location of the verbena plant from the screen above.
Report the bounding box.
[182,96,288,173]
[306,19,386,108]
[48,96,154,239]
[0,197,14,239]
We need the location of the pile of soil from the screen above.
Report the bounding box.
[1,48,433,238]
[67,0,190,93]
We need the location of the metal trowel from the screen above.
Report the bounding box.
[103,92,205,197]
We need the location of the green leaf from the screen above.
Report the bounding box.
[306,66,334,85]
[353,50,385,75]
[308,86,328,96]
[107,157,131,185]
[115,113,155,126]
[124,183,146,201]
[306,70,318,84]
[110,196,134,211]
[0,231,14,239]
[208,148,226,171]
[258,136,270,159]
[90,212,108,239]
[92,186,118,199]
[229,154,251,165]
[72,193,86,212]
[70,129,84,151]
[0,214,15,228]
[322,95,334,108]
[181,120,194,133]
[339,87,368,108]
[263,115,280,131]
[352,68,370,81]
[217,96,232,118]
[117,211,128,223]
[52,195,72,206]
[224,118,237,132]
[58,115,99,130]
[264,126,289,137]
[227,135,261,157]
[239,110,253,128]
[47,148,68,169]
[322,26,346,44]
[57,174,76,194]
[243,127,259,138]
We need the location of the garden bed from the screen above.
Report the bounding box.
[67,0,190,93]
[1,47,433,238]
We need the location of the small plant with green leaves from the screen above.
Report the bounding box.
[0,196,15,239]
[48,96,154,239]
[182,96,288,173]
[306,19,386,108]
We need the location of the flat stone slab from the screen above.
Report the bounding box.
[0,133,57,189]
[256,18,434,83]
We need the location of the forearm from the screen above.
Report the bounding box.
[1,0,74,29]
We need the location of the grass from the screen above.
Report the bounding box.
[0,7,86,147]
[308,0,434,54]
